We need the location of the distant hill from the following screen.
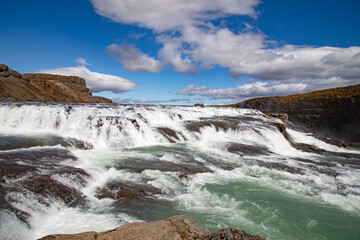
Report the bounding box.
[0,64,113,103]
[227,84,360,145]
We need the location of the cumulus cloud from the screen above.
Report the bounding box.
[106,43,163,73]
[178,77,360,100]
[92,0,360,93]
[39,65,137,93]
[90,0,260,32]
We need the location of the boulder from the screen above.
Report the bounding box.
[209,228,265,240]
[38,215,265,240]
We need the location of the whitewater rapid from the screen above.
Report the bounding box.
[0,103,359,240]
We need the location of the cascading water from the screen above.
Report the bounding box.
[0,103,359,240]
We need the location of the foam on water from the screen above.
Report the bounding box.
[1,103,360,240]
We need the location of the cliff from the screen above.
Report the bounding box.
[229,84,360,145]
[0,64,113,103]
[38,215,265,240]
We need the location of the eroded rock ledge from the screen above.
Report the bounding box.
[0,64,113,103]
[227,84,360,146]
[38,215,265,240]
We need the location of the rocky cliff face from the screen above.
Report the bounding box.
[0,64,113,103]
[38,215,265,240]
[232,85,360,145]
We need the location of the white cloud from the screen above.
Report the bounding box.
[39,65,137,93]
[91,0,360,93]
[76,57,90,66]
[90,0,260,32]
[106,43,163,73]
[178,77,360,100]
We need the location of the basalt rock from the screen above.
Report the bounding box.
[209,228,265,240]
[95,181,162,202]
[157,127,180,143]
[231,84,360,145]
[110,157,210,177]
[0,64,113,103]
[38,215,265,240]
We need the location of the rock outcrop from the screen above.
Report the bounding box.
[0,64,113,103]
[38,215,265,240]
[230,84,360,145]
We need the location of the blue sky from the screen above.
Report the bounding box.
[1,0,359,105]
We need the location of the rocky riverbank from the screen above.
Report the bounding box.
[227,84,360,146]
[38,215,265,240]
[0,64,113,103]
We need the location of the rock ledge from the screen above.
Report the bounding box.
[38,215,265,240]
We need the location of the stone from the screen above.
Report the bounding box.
[95,181,161,202]
[38,215,266,240]
[232,84,360,145]
[0,64,113,103]
[209,228,265,240]
[275,123,286,133]
[157,127,180,143]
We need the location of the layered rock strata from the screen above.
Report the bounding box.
[0,64,113,103]
[229,84,360,145]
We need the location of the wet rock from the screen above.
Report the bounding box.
[194,103,205,107]
[275,123,286,133]
[0,135,92,151]
[130,119,140,129]
[21,175,83,204]
[227,143,271,156]
[251,160,304,175]
[186,120,235,133]
[95,181,161,202]
[0,161,38,182]
[185,116,265,133]
[0,152,89,224]
[292,143,324,153]
[111,158,210,177]
[0,148,77,162]
[282,132,324,153]
[157,127,180,143]
[315,136,346,148]
[209,228,265,240]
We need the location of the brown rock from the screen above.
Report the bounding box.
[22,175,83,204]
[38,231,97,240]
[230,84,360,145]
[95,181,161,202]
[165,215,211,239]
[275,123,286,133]
[0,64,113,103]
[157,127,180,143]
[209,228,265,240]
[267,112,288,120]
[38,215,211,240]
[38,215,266,240]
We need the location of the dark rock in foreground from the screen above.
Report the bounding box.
[228,84,360,145]
[38,215,265,240]
[0,64,113,103]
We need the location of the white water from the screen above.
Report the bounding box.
[0,103,359,240]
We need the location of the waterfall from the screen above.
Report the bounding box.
[0,103,359,240]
